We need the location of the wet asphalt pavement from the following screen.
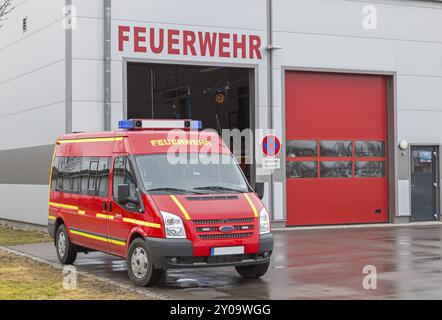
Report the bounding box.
[7,224,442,299]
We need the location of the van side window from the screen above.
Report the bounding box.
[113,157,138,207]
[97,158,110,197]
[87,160,99,192]
[80,157,111,197]
[51,156,110,196]
[69,157,81,193]
[51,157,81,193]
[80,157,91,194]
[51,157,60,191]
[61,157,70,191]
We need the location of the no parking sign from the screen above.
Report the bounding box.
[262,134,281,157]
[262,134,281,170]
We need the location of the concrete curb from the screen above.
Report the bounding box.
[0,219,47,233]
[0,245,170,300]
[272,221,442,232]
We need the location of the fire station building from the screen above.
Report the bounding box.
[1,0,441,227]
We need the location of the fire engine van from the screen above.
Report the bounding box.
[48,119,273,286]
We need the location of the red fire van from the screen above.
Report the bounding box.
[48,119,273,286]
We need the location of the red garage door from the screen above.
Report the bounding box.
[285,71,389,226]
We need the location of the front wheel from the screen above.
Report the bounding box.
[56,224,77,265]
[235,262,270,279]
[127,239,164,287]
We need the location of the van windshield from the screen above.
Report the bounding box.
[134,153,250,195]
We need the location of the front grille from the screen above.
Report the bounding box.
[207,254,252,264]
[196,225,254,232]
[193,218,254,225]
[193,217,255,240]
[199,232,253,240]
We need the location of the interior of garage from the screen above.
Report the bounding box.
[126,62,254,181]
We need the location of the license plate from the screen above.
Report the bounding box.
[210,246,245,256]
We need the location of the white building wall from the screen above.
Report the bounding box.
[0,0,66,225]
[71,0,104,132]
[1,0,441,225]
[0,0,66,149]
[273,0,442,220]
[69,0,274,216]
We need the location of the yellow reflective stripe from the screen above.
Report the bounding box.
[243,193,258,218]
[170,195,191,221]
[48,215,56,221]
[49,202,78,211]
[96,213,114,220]
[123,218,161,229]
[57,137,124,144]
[108,238,126,246]
[78,210,86,215]
[69,229,125,246]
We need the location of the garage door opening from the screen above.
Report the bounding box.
[126,62,254,182]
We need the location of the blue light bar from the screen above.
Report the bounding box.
[118,119,203,130]
[118,120,135,129]
[191,120,203,130]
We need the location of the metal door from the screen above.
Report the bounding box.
[411,146,438,222]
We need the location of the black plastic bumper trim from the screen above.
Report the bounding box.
[145,234,273,270]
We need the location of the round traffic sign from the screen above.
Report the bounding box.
[262,135,281,157]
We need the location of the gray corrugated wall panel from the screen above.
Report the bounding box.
[0,145,54,185]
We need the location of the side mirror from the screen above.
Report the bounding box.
[255,182,265,200]
[118,184,130,204]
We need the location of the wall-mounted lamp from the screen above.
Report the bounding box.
[398,140,409,150]
[399,140,409,155]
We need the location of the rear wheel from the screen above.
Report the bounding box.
[235,262,270,279]
[56,224,77,265]
[127,238,164,287]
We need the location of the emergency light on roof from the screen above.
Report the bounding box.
[118,119,202,130]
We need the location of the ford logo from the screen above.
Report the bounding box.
[219,225,235,233]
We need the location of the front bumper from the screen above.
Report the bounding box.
[145,233,273,270]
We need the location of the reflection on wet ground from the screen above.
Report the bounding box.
[8,225,442,299]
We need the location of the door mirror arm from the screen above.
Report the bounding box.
[254,182,265,200]
[117,184,130,205]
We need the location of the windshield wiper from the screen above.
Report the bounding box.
[148,187,202,194]
[193,186,245,193]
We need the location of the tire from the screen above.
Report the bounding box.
[235,262,270,279]
[127,238,164,287]
[56,224,77,265]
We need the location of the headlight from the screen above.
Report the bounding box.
[259,207,271,235]
[160,211,187,239]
